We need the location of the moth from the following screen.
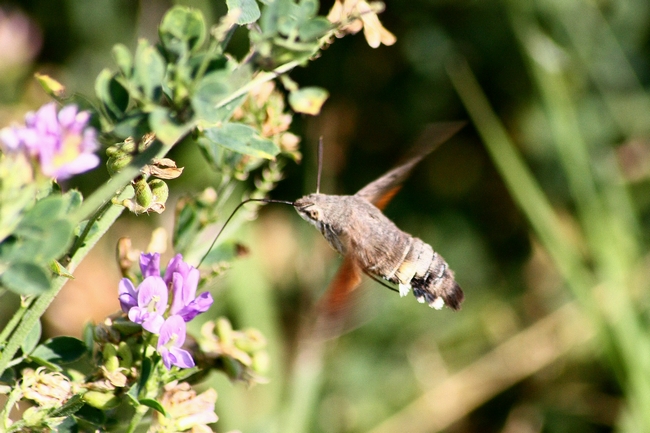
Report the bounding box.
[201,123,465,320]
[294,123,464,318]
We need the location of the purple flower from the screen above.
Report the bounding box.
[157,315,195,370]
[118,278,138,313]
[0,102,99,180]
[165,254,213,322]
[140,252,161,278]
[126,276,168,334]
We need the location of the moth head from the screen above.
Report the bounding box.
[293,194,326,228]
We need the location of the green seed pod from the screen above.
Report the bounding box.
[103,344,119,372]
[134,178,153,208]
[106,154,132,176]
[117,341,133,369]
[83,390,120,409]
[121,137,137,153]
[105,145,121,157]
[149,179,169,204]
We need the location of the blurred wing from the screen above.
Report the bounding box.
[313,255,363,339]
[355,122,465,209]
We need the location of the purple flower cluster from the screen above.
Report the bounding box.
[0,102,99,180]
[119,253,213,370]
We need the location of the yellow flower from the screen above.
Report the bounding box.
[327,0,396,48]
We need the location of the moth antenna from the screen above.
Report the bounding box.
[198,198,294,268]
[316,136,324,194]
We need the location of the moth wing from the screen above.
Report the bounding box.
[354,122,465,209]
[313,254,364,339]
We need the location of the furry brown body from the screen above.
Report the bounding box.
[294,193,463,310]
[292,122,466,312]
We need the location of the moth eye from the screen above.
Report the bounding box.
[309,208,321,220]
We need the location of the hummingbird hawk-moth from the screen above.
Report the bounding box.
[293,123,465,315]
[201,122,465,319]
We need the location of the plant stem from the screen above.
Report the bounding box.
[126,404,150,433]
[0,296,33,345]
[213,60,301,111]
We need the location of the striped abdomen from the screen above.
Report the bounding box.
[381,236,464,310]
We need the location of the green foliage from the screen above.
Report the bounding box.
[0,192,80,295]
[227,0,262,25]
[29,336,87,365]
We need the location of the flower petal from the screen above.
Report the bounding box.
[177,292,213,322]
[140,252,161,278]
[169,347,195,369]
[118,278,138,313]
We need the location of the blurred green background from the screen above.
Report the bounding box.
[3,0,650,432]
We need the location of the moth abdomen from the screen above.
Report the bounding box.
[386,237,464,310]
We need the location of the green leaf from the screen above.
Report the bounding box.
[74,404,106,426]
[62,190,83,213]
[149,107,194,145]
[277,3,301,36]
[112,43,133,77]
[51,394,85,418]
[192,71,237,124]
[133,39,165,101]
[51,415,77,433]
[18,196,66,227]
[0,369,16,386]
[1,262,50,295]
[298,0,318,20]
[132,355,153,399]
[10,219,74,264]
[21,320,42,356]
[288,86,329,115]
[227,0,261,25]
[204,123,280,159]
[259,0,292,36]
[192,70,249,125]
[113,112,149,139]
[95,69,129,119]
[139,398,167,416]
[298,17,331,41]
[30,336,87,364]
[159,6,206,54]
